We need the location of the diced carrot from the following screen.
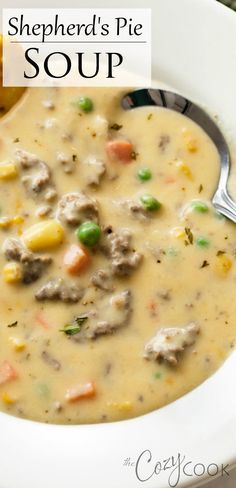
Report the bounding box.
[148,300,158,317]
[106,139,133,163]
[164,176,176,184]
[0,361,18,386]
[65,381,96,402]
[64,244,90,274]
[165,377,174,386]
[35,311,52,330]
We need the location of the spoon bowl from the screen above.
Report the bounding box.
[122,88,236,223]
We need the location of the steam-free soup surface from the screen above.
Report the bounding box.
[0,87,235,424]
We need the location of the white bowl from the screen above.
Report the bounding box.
[1,1,236,487]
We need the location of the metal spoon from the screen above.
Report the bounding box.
[122,88,236,223]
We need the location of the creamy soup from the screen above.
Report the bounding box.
[0,87,235,424]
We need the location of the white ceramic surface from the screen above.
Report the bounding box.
[0,1,236,488]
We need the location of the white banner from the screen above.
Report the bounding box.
[2,8,151,87]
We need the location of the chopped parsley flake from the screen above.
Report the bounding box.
[131,151,139,160]
[7,321,18,328]
[185,227,193,245]
[216,250,225,256]
[109,123,123,131]
[154,371,162,380]
[61,316,88,336]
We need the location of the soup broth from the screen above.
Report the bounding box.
[0,87,235,424]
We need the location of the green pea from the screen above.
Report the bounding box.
[196,237,210,248]
[140,194,162,211]
[166,246,178,257]
[74,96,93,113]
[191,201,209,213]
[137,168,152,181]
[76,221,101,247]
[153,371,162,380]
[36,383,50,398]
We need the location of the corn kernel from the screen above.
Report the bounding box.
[2,391,16,405]
[0,215,24,230]
[12,215,24,225]
[0,162,18,180]
[176,160,193,179]
[182,128,198,150]
[9,336,26,352]
[186,139,198,153]
[0,217,12,229]
[171,226,186,239]
[3,262,22,283]
[23,219,64,251]
[107,401,133,412]
[215,255,232,274]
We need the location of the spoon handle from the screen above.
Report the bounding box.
[213,189,236,223]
